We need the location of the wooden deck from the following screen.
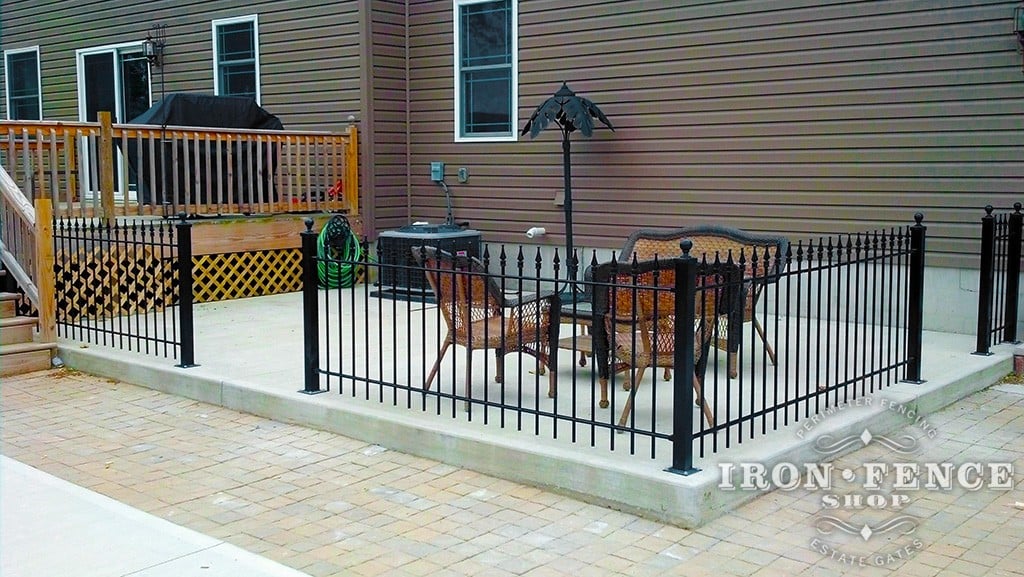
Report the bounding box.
[1,115,359,222]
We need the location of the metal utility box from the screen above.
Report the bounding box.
[376,225,482,293]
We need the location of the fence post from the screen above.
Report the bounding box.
[35,198,56,344]
[175,213,197,368]
[904,213,927,382]
[667,240,698,475]
[1003,203,1022,343]
[300,218,324,394]
[98,111,116,225]
[975,206,995,355]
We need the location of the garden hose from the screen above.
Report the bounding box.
[317,214,363,288]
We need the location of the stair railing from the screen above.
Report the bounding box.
[0,165,56,342]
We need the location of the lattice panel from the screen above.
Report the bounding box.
[56,246,177,322]
[193,249,302,303]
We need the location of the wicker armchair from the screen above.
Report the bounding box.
[412,246,560,404]
[615,226,789,378]
[591,258,739,428]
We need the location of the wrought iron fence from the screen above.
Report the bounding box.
[301,215,926,471]
[975,204,1022,355]
[53,215,195,365]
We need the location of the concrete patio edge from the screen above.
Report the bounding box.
[57,340,1013,528]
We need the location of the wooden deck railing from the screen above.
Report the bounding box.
[1,114,358,220]
[0,165,56,341]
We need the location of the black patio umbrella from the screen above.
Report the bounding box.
[522,82,613,283]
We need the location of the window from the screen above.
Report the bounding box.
[213,15,260,102]
[454,0,517,141]
[4,47,42,120]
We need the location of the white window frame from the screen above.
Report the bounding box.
[4,46,42,120]
[75,41,150,202]
[453,0,518,143]
[212,14,262,104]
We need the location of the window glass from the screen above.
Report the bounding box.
[5,50,41,120]
[456,1,514,139]
[214,18,259,101]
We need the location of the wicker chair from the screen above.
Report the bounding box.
[591,258,738,428]
[412,246,560,403]
[615,226,789,378]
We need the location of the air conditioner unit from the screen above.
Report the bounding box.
[376,224,482,293]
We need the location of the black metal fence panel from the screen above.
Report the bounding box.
[53,216,194,362]
[975,204,1022,355]
[303,217,925,470]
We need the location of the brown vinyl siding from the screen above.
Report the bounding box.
[402,0,1023,269]
[2,0,1021,268]
[0,0,362,130]
[368,0,412,234]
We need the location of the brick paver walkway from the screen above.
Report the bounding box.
[2,369,1021,576]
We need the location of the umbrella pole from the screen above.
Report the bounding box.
[562,134,575,286]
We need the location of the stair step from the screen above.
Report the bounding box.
[0,292,20,319]
[0,316,36,345]
[0,341,56,377]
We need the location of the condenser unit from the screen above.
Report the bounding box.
[376,224,482,294]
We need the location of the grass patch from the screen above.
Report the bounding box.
[998,372,1024,385]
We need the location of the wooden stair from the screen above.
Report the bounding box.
[1,291,56,376]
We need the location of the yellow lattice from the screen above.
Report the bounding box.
[56,246,176,322]
[192,249,303,303]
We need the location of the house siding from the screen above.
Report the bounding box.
[2,0,1022,268]
[369,0,411,233]
[0,0,362,130]
[401,0,1024,269]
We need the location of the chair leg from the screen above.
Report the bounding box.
[547,361,557,399]
[617,366,647,428]
[494,348,504,383]
[728,352,738,379]
[753,317,777,365]
[692,373,715,428]
[662,367,671,381]
[598,378,609,409]
[424,340,451,390]
[464,347,473,411]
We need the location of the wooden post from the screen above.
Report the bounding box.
[98,111,116,225]
[35,197,56,344]
[345,122,358,216]
[66,132,78,217]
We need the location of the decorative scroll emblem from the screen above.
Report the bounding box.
[814,429,919,455]
[815,515,919,541]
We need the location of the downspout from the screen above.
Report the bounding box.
[359,0,376,238]
[405,0,412,222]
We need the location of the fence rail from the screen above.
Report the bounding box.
[975,204,1023,355]
[1,116,358,220]
[302,216,926,470]
[53,215,194,364]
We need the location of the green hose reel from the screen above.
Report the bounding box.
[316,214,363,288]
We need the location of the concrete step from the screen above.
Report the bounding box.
[0,293,19,319]
[0,341,56,377]
[1,316,36,345]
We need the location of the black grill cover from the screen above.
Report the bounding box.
[125,93,284,205]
